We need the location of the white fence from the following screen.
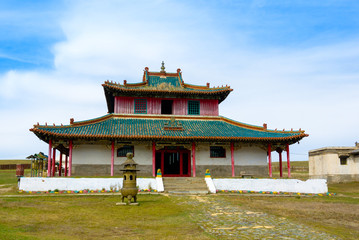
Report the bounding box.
[19,177,158,192]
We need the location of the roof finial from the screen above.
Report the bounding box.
[160,61,166,73]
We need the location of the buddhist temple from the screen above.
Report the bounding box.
[30,62,308,177]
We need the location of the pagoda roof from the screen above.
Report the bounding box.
[103,66,232,113]
[30,114,308,144]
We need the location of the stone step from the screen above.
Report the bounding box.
[167,190,208,195]
[163,177,209,194]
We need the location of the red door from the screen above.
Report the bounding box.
[155,148,191,177]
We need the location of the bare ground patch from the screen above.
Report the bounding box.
[223,195,359,239]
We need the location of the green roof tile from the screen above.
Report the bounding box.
[31,115,307,143]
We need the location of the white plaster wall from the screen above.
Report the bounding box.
[116,143,152,165]
[73,144,111,165]
[19,177,159,192]
[196,143,231,166]
[196,145,266,166]
[310,153,359,176]
[72,143,153,166]
[309,154,325,176]
[213,179,328,194]
[236,147,266,166]
[346,156,359,174]
[73,143,267,168]
[353,156,359,174]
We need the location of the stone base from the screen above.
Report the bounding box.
[115,202,139,206]
[72,164,268,177]
[72,164,153,177]
[116,202,127,206]
[196,165,268,178]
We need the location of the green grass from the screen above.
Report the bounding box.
[1,169,358,239]
[329,181,359,197]
[0,170,19,185]
[287,160,308,167]
[0,170,32,195]
[0,160,31,165]
[0,195,211,240]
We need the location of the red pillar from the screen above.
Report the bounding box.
[152,141,156,177]
[268,144,272,177]
[47,139,52,177]
[59,153,62,177]
[192,142,196,177]
[286,144,291,178]
[230,142,235,177]
[277,148,283,178]
[111,141,114,176]
[68,140,73,177]
[65,155,68,177]
[52,148,56,177]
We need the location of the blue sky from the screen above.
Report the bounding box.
[1,0,359,161]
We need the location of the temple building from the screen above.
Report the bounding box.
[30,63,308,177]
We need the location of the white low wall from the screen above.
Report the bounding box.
[213,179,328,194]
[19,177,328,194]
[19,177,159,192]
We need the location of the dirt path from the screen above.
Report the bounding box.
[176,195,341,240]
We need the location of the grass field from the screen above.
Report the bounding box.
[1,169,358,239]
[224,185,359,239]
[0,160,31,165]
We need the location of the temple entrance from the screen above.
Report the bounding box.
[155,148,191,177]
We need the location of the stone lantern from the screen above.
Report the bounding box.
[120,152,139,205]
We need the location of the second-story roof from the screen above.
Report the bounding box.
[103,63,232,113]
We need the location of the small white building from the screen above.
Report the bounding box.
[309,142,359,183]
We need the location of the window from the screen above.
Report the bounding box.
[134,99,147,113]
[340,156,348,165]
[210,146,226,158]
[117,146,134,157]
[161,100,173,114]
[188,100,200,115]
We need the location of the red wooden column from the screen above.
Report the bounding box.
[68,140,73,177]
[230,142,235,177]
[277,148,283,178]
[111,141,115,176]
[59,153,62,177]
[47,139,52,177]
[192,142,196,177]
[152,141,156,177]
[65,155,68,177]
[286,143,291,178]
[268,144,272,177]
[52,148,56,177]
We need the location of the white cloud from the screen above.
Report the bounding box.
[0,0,359,160]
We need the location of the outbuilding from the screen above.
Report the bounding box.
[309,142,359,183]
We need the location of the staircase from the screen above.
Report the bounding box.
[163,177,209,194]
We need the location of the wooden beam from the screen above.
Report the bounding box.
[68,140,73,177]
[231,142,235,177]
[111,141,115,176]
[286,144,291,178]
[268,144,272,178]
[192,142,196,177]
[47,139,52,177]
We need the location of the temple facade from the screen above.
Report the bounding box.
[30,63,308,177]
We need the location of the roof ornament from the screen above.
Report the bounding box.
[164,117,183,131]
[160,61,166,73]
